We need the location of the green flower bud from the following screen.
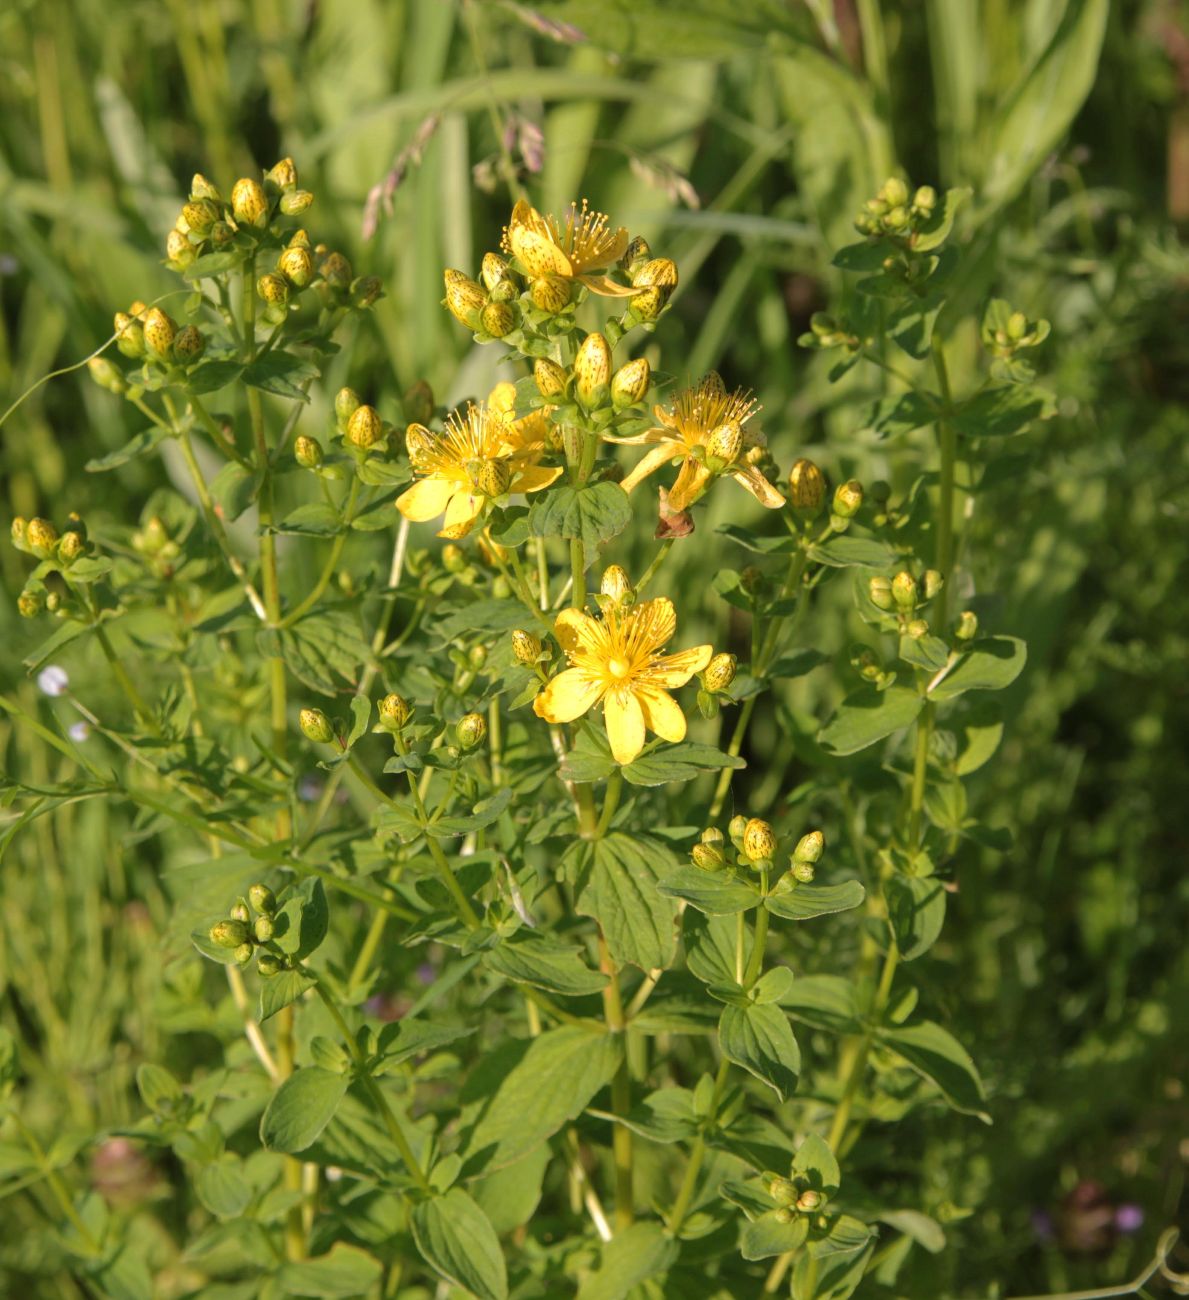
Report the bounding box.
[767,1177,798,1207]
[833,479,863,519]
[955,610,978,641]
[869,576,895,611]
[114,311,145,359]
[234,942,254,964]
[611,357,650,409]
[17,590,43,618]
[621,236,651,273]
[444,268,486,327]
[347,404,383,450]
[320,251,352,287]
[10,517,27,547]
[209,221,234,247]
[456,712,487,749]
[911,185,937,216]
[351,275,383,308]
[248,883,276,915]
[701,827,725,846]
[231,177,269,228]
[190,173,221,202]
[87,356,126,395]
[294,435,323,469]
[629,286,667,321]
[600,565,634,606]
[906,618,930,639]
[481,251,514,292]
[891,571,918,609]
[533,357,567,398]
[57,530,85,563]
[142,308,177,360]
[739,566,765,597]
[704,652,737,693]
[788,458,826,514]
[26,518,59,557]
[278,245,314,288]
[257,953,284,977]
[253,915,274,943]
[403,380,434,426]
[378,693,411,730]
[529,274,571,314]
[511,629,542,665]
[335,387,361,425]
[920,570,944,602]
[230,899,251,924]
[728,814,748,847]
[793,831,824,864]
[631,257,678,291]
[574,333,612,408]
[441,544,467,574]
[172,325,205,365]
[691,842,727,872]
[266,157,298,191]
[743,817,776,864]
[880,177,909,209]
[210,919,249,949]
[796,1189,823,1212]
[256,272,290,306]
[166,228,196,269]
[280,189,314,216]
[468,644,487,670]
[480,300,516,338]
[299,707,334,744]
[791,861,815,883]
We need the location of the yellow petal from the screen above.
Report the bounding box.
[621,441,682,494]
[648,644,713,688]
[626,598,677,656]
[487,381,517,417]
[637,687,687,744]
[604,687,645,765]
[604,425,671,448]
[438,490,483,539]
[554,608,602,656]
[577,272,637,298]
[533,668,602,724]
[731,465,786,509]
[513,464,564,494]
[666,459,711,511]
[396,477,456,522]
[512,227,574,278]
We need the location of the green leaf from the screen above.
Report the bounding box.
[429,787,513,837]
[259,969,316,1023]
[242,350,319,402]
[658,866,760,916]
[186,359,243,394]
[952,386,1056,438]
[718,1003,800,1101]
[265,609,372,697]
[274,503,343,536]
[622,742,745,787]
[260,1067,348,1153]
[596,1088,698,1144]
[886,874,946,961]
[807,537,898,569]
[857,391,937,439]
[912,186,971,251]
[371,1020,473,1073]
[765,880,865,922]
[210,461,256,522]
[411,1189,507,1300]
[483,931,608,997]
[715,522,799,555]
[578,833,678,971]
[742,1211,809,1261]
[195,1155,252,1219]
[576,1222,679,1300]
[559,727,617,783]
[795,1216,876,1300]
[877,1019,988,1118]
[778,975,864,1034]
[528,480,632,550]
[85,426,169,472]
[792,1132,840,1196]
[273,878,329,960]
[460,1026,620,1175]
[929,637,1026,701]
[183,250,246,279]
[276,1243,385,1298]
[135,1063,182,1114]
[818,686,924,755]
[876,1208,946,1253]
[684,911,738,987]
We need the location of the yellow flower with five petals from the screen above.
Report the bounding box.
[502,199,634,298]
[616,373,785,512]
[533,593,712,765]
[395,386,562,539]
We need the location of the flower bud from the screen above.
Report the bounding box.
[166,228,196,269]
[256,273,290,306]
[631,257,678,291]
[190,173,220,202]
[481,251,513,292]
[267,157,298,191]
[257,953,284,977]
[210,919,249,949]
[347,405,383,450]
[739,566,765,597]
[480,300,516,338]
[253,915,274,943]
[335,387,361,424]
[379,693,412,730]
[727,814,748,846]
[142,308,177,360]
[629,286,667,321]
[114,312,145,359]
[11,517,27,546]
[280,190,314,216]
[403,380,434,426]
[788,458,826,514]
[351,275,383,308]
[172,325,205,365]
[796,1189,823,1212]
[441,544,467,574]
[87,356,126,394]
[691,842,727,872]
[57,530,85,563]
[456,712,487,749]
[210,221,234,247]
[248,883,276,915]
[600,565,634,606]
[906,618,929,638]
[832,479,863,519]
[920,570,944,602]
[230,899,251,924]
[891,571,918,609]
[793,830,824,864]
[911,185,937,216]
[611,357,650,408]
[743,817,776,863]
[620,236,651,273]
[469,644,488,671]
[955,610,978,641]
[234,942,254,964]
[444,268,486,327]
[792,861,815,883]
[530,273,571,314]
[182,198,219,235]
[26,518,59,557]
[17,590,43,618]
[278,245,314,288]
[511,629,542,665]
[574,332,612,408]
[320,251,352,286]
[706,420,743,467]
[868,576,895,611]
[704,652,737,693]
[299,707,335,744]
[476,459,511,498]
[231,177,269,228]
[700,826,725,847]
[767,1177,798,1207]
[294,435,323,469]
[880,177,909,209]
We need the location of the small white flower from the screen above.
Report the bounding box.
[69,722,90,742]
[38,666,69,697]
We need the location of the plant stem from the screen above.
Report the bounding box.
[279,478,360,628]
[931,334,958,611]
[666,1056,731,1236]
[11,1113,101,1256]
[595,769,623,837]
[348,908,389,992]
[742,883,770,988]
[906,702,934,852]
[91,617,156,730]
[635,539,674,594]
[311,981,432,1194]
[598,934,633,1229]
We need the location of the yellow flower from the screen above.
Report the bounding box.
[502,198,634,298]
[533,595,712,765]
[616,373,785,512]
[395,387,562,539]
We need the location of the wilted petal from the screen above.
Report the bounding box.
[621,441,682,493]
[731,465,786,509]
[666,459,711,511]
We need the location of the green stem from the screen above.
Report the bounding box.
[11,1114,101,1256]
[666,1056,731,1236]
[931,335,958,614]
[92,617,157,731]
[742,874,770,987]
[635,539,674,595]
[599,935,634,1229]
[348,909,389,991]
[311,982,432,1194]
[595,769,623,837]
[188,390,250,466]
[280,479,360,628]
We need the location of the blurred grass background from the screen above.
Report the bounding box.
[1,0,1187,1295]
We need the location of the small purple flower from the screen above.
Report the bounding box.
[415,962,437,986]
[69,721,90,742]
[1114,1204,1144,1233]
[38,665,69,697]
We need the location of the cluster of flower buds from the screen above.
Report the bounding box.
[849,644,896,692]
[131,514,183,579]
[691,818,825,885]
[11,514,94,618]
[208,883,283,972]
[765,1171,829,1222]
[869,568,944,638]
[110,300,206,370]
[620,237,679,325]
[802,312,859,354]
[853,176,937,240]
[981,299,1050,379]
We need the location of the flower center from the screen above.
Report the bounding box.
[607,656,631,680]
